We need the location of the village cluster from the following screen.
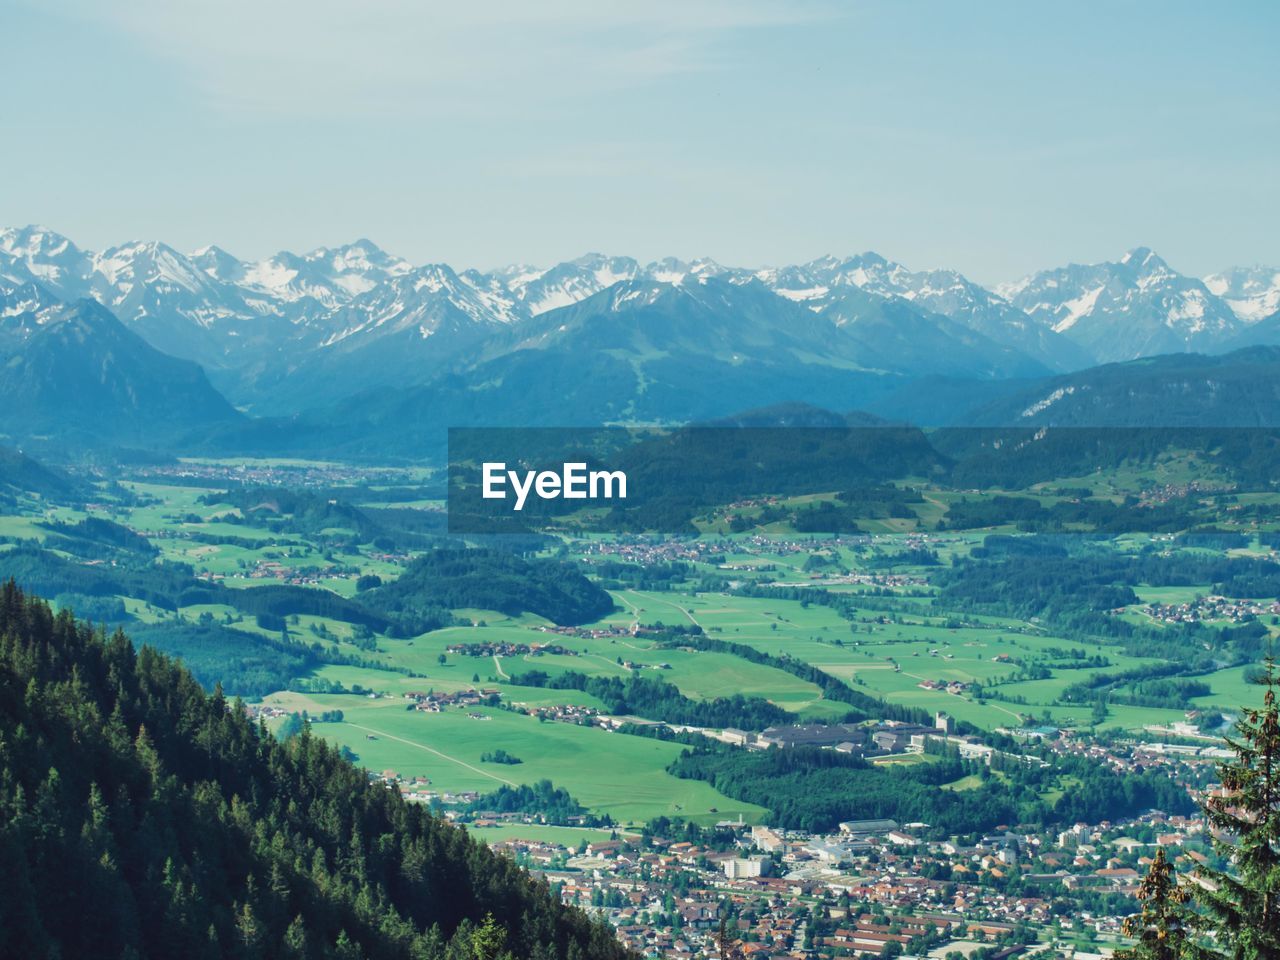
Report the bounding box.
[1143,594,1280,625]
[479,789,1211,960]
[126,460,416,489]
[580,534,871,567]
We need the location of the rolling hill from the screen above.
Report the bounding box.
[0,298,244,448]
[963,346,1280,427]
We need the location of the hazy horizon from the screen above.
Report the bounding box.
[5,0,1277,285]
[4,221,1267,291]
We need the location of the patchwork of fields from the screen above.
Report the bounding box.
[5,457,1278,834]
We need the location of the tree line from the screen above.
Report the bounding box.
[668,741,1192,836]
[505,669,793,730]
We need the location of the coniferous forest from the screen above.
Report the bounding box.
[0,582,635,960]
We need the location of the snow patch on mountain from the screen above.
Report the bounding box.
[1020,385,1077,418]
[1053,287,1103,332]
[1204,266,1280,322]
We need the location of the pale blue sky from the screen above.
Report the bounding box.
[3,0,1276,283]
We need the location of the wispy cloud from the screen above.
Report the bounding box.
[36,0,838,118]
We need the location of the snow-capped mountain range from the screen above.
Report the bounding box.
[2,224,1277,414]
[996,247,1245,363]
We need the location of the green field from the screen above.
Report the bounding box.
[465,823,625,846]
[261,693,765,825]
[1192,663,1272,711]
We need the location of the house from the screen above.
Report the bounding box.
[758,723,866,749]
[723,856,770,879]
[839,818,900,837]
[751,826,786,852]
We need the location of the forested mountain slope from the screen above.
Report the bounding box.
[0,582,633,960]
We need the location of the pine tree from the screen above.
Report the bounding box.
[235,898,265,960]
[334,929,364,960]
[1196,654,1280,960]
[1115,848,1191,960]
[469,914,515,960]
[282,914,309,960]
[715,917,746,960]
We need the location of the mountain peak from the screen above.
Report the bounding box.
[307,239,412,278]
[644,256,727,283]
[321,237,386,256]
[509,254,641,315]
[1120,246,1168,272]
[566,252,636,270]
[0,224,77,254]
[851,251,890,267]
[1003,248,1239,362]
[190,243,237,260]
[190,244,247,282]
